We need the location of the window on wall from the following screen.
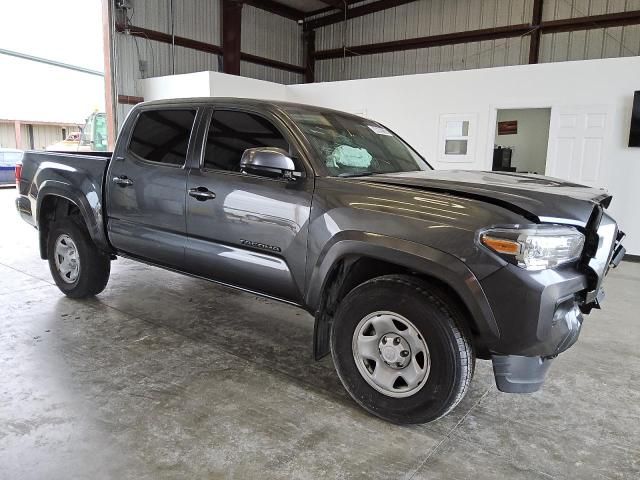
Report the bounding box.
[439,114,476,163]
[128,109,196,166]
[444,120,469,155]
[203,110,289,172]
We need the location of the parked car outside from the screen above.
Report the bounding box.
[0,148,23,186]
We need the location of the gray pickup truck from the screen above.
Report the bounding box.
[16,98,625,424]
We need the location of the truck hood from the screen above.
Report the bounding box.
[360,170,611,227]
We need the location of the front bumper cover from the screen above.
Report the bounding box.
[483,212,623,393]
[492,355,554,393]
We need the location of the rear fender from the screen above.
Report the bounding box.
[37,181,110,256]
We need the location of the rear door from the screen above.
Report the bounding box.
[185,107,313,303]
[107,107,200,267]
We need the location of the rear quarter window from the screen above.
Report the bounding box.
[128,109,196,166]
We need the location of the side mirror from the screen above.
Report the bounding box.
[240,147,301,180]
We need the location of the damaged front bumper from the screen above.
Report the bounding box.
[486,212,624,393]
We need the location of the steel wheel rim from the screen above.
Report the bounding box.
[352,311,430,398]
[54,234,80,284]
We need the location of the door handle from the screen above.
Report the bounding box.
[113,175,133,187]
[189,187,216,201]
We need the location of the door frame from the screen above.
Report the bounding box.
[486,102,553,174]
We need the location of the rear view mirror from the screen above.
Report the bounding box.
[240,147,301,180]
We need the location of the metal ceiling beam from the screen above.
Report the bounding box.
[239,52,305,74]
[0,47,104,76]
[116,23,223,55]
[313,9,640,60]
[305,0,419,30]
[539,9,640,33]
[317,0,347,10]
[243,0,305,21]
[114,23,304,75]
[313,24,532,59]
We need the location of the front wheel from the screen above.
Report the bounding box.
[47,218,111,298]
[330,275,474,424]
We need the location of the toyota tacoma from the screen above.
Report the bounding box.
[15,98,625,424]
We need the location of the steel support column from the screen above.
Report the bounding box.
[304,29,316,83]
[222,0,243,75]
[529,0,544,64]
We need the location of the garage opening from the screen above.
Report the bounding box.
[493,108,551,175]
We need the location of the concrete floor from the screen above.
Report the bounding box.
[0,187,638,480]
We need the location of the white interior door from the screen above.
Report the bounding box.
[545,106,610,186]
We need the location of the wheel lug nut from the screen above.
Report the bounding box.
[393,337,401,345]
[396,362,403,367]
[382,336,387,344]
[400,350,409,357]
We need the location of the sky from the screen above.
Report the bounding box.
[0,0,106,125]
[0,0,104,71]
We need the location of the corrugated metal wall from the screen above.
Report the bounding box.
[2,123,79,150]
[29,125,74,150]
[113,0,223,129]
[111,0,640,125]
[540,0,640,61]
[241,5,304,84]
[113,1,304,128]
[314,0,640,82]
[0,123,17,149]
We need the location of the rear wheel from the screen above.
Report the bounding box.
[330,274,474,424]
[47,218,110,298]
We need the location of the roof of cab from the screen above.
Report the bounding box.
[136,97,364,119]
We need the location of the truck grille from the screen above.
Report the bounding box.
[583,211,619,307]
[589,214,618,282]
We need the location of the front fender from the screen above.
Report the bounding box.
[305,231,499,340]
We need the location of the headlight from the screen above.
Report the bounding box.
[480,226,585,271]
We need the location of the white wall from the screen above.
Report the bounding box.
[140,72,212,101]
[494,108,551,174]
[139,56,640,255]
[209,72,287,101]
[140,71,287,102]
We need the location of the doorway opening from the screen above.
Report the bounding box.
[493,108,551,174]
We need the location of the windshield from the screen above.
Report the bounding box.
[286,109,431,177]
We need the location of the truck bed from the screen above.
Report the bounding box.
[16,150,113,251]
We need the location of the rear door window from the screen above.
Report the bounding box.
[129,109,196,166]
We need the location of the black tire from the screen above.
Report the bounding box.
[47,217,111,298]
[330,274,474,424]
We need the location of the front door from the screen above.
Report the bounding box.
[107,107,198,267]
[185,108,313,303]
